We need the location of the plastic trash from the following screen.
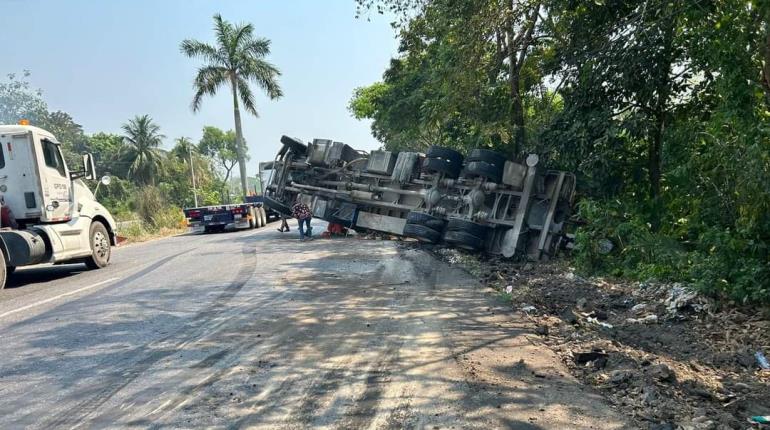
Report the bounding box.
[749,416,769,424]
[505,285,513,294]
[586,317,613,329]
[756,352,770,370]
[626,315,659,324]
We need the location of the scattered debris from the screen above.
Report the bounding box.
[427,249,770,429]
[626,314,659,324]
[586,317,613,329]
[664,284,709,316]
[505,285,513,294]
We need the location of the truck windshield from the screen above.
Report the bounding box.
[42,139,66,177]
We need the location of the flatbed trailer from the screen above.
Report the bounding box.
[183,201,269,233]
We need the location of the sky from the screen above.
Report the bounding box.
[1,0,398,175]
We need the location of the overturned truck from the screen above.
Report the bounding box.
[262,136,576,260]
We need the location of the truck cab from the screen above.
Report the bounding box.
[0,124,117,289]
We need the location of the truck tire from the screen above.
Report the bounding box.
[406,211,446,231]
[467,148,507,168]
[85,221,111,270]
[254,208,262,228]
[446,218,489,239]
[259,207,268,226]
[248,208,257,229]
[463,161,503,183]
[422,157,462,179]
[426,146,464,165]
[0,249,6,290]
[443,230,485,251]
[403,223,442,243]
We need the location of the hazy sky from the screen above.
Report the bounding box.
[1,0,398,174]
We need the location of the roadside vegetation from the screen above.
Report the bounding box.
[0,15,281,243]
[352,0,770,305]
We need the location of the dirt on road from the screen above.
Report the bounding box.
[0,228,633,429]
[142,237,630,429]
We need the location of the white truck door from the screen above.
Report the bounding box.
[36,137,73,222]
[0,132,44,220]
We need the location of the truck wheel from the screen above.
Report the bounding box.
[446,218,489,239]
[422,157,462,179]
[467,148,507,168]
[85,222,111,270]
[426,146,464,165]
[248,208,257,229]
[443,230,485,251]
[0,249,6,290]
[406,211,446,231]
[259,207,268,226]
[403,223,442,243]
[463,161,503,183]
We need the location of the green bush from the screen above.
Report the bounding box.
[574,198,770,305]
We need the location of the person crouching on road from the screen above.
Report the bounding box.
[291,199,313,241]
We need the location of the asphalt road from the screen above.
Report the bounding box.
[0,223,632,429]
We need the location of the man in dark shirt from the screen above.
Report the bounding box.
[291,199,313,241]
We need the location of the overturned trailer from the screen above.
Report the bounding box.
[262,136,576,260]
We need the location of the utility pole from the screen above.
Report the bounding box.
[188,145,199,207]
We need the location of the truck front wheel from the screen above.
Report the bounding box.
[0,249,6,290]
[85,222,111,270]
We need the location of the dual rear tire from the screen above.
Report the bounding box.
[443,218,489,251]
[402,211,446,243]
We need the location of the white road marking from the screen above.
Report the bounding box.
[0,277,120,319]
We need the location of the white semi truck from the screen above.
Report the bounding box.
[0,124,118,289]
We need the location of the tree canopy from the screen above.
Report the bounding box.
[354,0,770,304]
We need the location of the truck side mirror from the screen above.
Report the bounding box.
[82,153,96,180]
[69,153,96,181]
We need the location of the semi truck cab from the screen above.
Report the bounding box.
[0,124,118,289]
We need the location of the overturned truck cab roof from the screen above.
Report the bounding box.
[262,136,576,261]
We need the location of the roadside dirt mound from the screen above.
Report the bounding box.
[427,246,770,430]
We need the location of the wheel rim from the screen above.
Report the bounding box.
[93,231,109,260]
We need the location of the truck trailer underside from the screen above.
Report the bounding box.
[263,136,576,261]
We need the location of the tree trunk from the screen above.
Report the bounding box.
[506,25,525,157]
[648,12,677,231]
[230,75,249,199]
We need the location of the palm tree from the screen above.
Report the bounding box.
[180,14,283,198]
[121,115,165,185]
[171,136,195,160]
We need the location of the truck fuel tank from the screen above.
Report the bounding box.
[0,229,48,267]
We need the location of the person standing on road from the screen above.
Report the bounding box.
[291,198,313,241]
[277,215,290,233]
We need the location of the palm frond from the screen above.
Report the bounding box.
[243,38,271,57]
[241,58,283,99]
[236,77,258,117]
[180,39,224,65]
[191,66,228,112]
